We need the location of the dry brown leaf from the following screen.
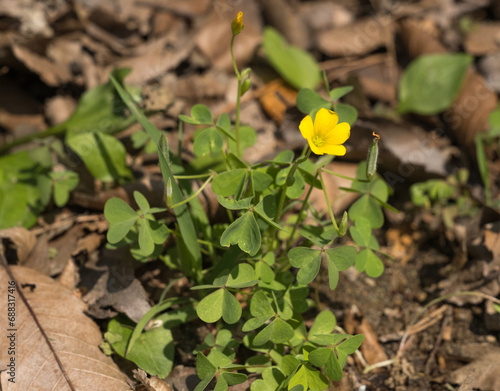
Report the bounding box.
[444,71,498,152]
[140,0,211,17]
[357,318,388,365]
[258,0,310,49]
[0,76,46,136]
[45,96,76,126]
[300,1,353,32]
[484,223,500,262]
[0,227,36,263]
[134,369,173,391]
[399,18,447,58]
[318,17,393,58]
[12,43,73,87]
[448,346,500,390]
[195,2,262,71]
[464,22,500,56]
[0,265,132,390]
[258,79,297,124]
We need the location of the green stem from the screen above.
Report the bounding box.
[177,120,183,160]
[174,173,212,180]
[284,171,318,253]
[320,168,370,182]
[230,34,242,158]
[322,70,330,95]
[230,36,241,80]
[235,79,242,157]
[169,173,215,209]
[318,168,339,232]
[275,149,311,222]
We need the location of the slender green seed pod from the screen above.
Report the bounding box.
[366,132,380,180]
[166,177,173,208]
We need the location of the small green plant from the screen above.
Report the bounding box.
[101,12,396,390]
[410,169,478,228]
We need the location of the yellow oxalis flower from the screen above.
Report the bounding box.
[299,108,350,156]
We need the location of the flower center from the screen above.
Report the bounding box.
[312,135,324,147]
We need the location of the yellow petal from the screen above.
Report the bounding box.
[299,115,314,141]
[307,139,324,155]
[314,108,339,138]
[318,144,347,156]
[324,122,350,145]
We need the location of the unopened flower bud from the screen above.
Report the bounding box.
[231,12,244,36]
[166,178,173,208]
[337,211,348,237]
[241,79,251,96]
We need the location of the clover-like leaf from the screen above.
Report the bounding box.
[253,318,294,346]
[308,348,343,381]
[250,367,286,391]
[255,261,274,284]
[296,88,331,115]
[104,197,138,243]
[288,247,322,285]
[138,218,154,255]
[51,170,79,207]
[308,310,336,342]
[133,191,150,213]
[212,169,247,197]
[179,104,213,125]
[226,263,258,289]
[272,150,294,164]
[251,170,273,192]
[349,194,384,229]
[349,216,377,249]
[324,246,357,290]
[216,113,232,135]
[106,316,174,379]
[217,195,253,210]
[355,249,384,278]
[194,127,223,157]
[288,364,329,391]
[194,353,217,391]
[148,219,169,244]
[242,291,275,332]
[196,288,241,324]
[329,86,354,101]
[228,126,257,154]
[220,372,248,386]
[334,102,358,126]
[254,195,286,232]
[220,211,261,256]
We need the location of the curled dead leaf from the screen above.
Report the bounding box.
[0,265,132,390]
[0,227,36,263]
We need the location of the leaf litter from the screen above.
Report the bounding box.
[1,0,500,390]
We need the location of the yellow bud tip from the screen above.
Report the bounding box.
[231,11,244,36]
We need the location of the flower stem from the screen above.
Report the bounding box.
[284,171,318,252]
[168,173,215,209]
[230,35,242,157]
[269,149,312,246]
[318,168,339,232]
